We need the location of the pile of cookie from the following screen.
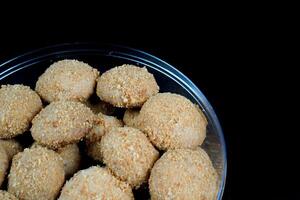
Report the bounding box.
[0,59,218,200]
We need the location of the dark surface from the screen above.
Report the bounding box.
[0,16,294,199]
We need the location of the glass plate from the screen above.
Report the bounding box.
[0,43,227,199]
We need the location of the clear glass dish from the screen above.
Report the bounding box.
[0,43,226,199]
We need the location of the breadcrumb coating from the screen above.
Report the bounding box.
[31,101,95,149]
[0,139,23,161]
[56,144,81,177]
[8,147,65,200]
[84,100,115,115]
[149,148,218,200]
[35,59,99,102]
[123,109,140,127]
[0,190,18,200]
[58,166,134,200]
[31,143,81,177]
[138,92,207,150]
[86,113,123,143]
[0,145,8,187]
[101,127,159,188]
[0,84,42,139]
[96,64,159,108]
[86,113,123,162]
[0,61,220,198]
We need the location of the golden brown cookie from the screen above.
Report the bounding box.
[8,147,65,200]
[86,113,123,162]
[0,84,42,139]
[123,109,140,128]
[0,145,8,187]
[138,92,207,150]
[31,143,81,177]
[84,100,115,115]
[0,190,18,200]
[96,64,159,108]
[0,139,23,161]
[101,127,159,188]
[36,59,99,102]
[149,148,218,200]
[58,166,133,200]
[31,101,95,149]
[56,144,81,177]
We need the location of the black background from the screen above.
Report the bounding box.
[0,9,296,199]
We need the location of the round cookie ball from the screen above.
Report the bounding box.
[96,64,159,108]
[31,101,95,149]
[58,166,134,200]
[149,148,218,200]
[0,190,18,200]
[0,145,8,187]
[138,92,207,150]
[0,139,23,161]
[86,113,123,143]
[123,109,140,127]
[56,144,81,177]
[8,147,65,200]
[0,84,42,139]
[32,143,81,177]
[84,100,116,115]
[101,127,159,188]
[35,59,99,103]
[86,113,123,162]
